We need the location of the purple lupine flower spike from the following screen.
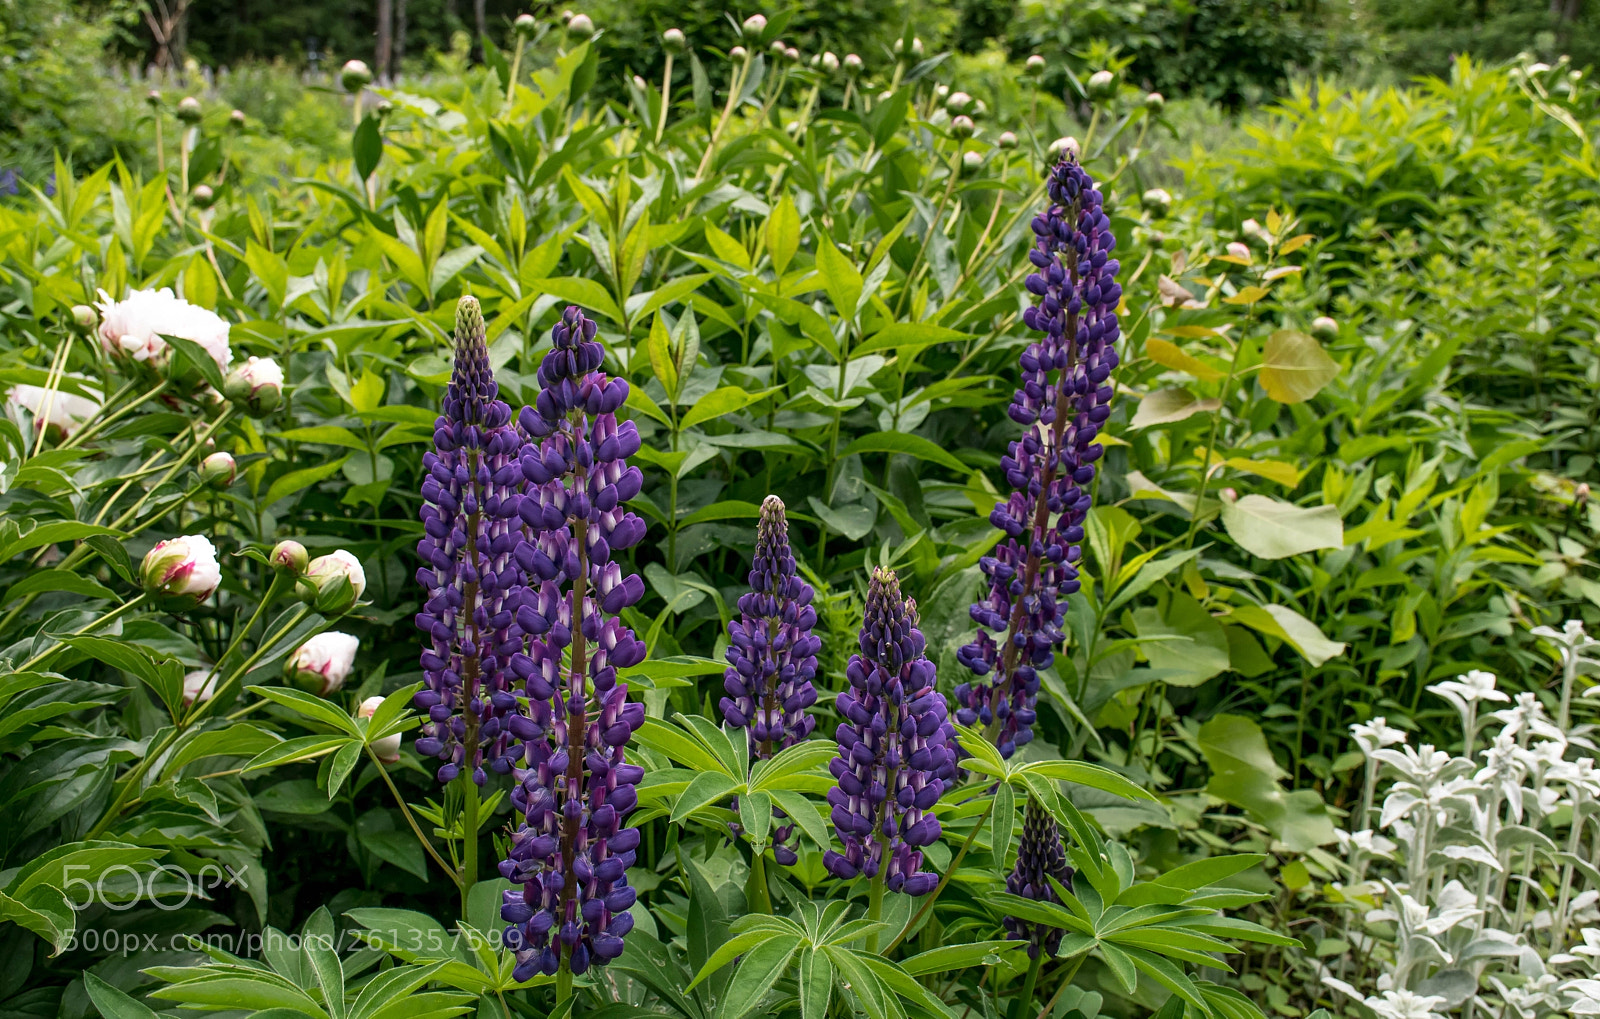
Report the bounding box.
[954,155,1121,758]
[1003,798,1075,958]
[823,567,955,895]
[414,296,527,785]
[500,306,649,981]
[721,495,821,865]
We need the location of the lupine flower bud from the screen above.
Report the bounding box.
[1144,91,1165,113]
[567,13,594,36]
[950,115,975,140]
[223,356,284,417]
[501,305,648,979]
[1141,187,1172,218]
[741,13,766,39]
[183,669,219,707]
[955,154,1121,758]
[997,131,1018,149]
[415,297,527,786]
[822,568,955,895]
[286,631,360,695]
[270,539,309,575]
[360,696,403,762]
[722,497,820,865]
[1025,55,1046,77]
[662,28,686,52]
[1003,799,1075,958]
[141,535,222,610]
[1310,316,1339,340]
[1047,136,1079,160]
[1086,69,1115,100]
[176,96,203,124]
[341,59,373,92]
[200,451,235,487]
[514,13,538,37]
[301,550,366,615]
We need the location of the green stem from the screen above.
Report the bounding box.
[1183,335,1248,549]
[62,380,168,450]
[462,773,480,917]
[506,38,525,104]
[1010,949,1043,1019]
[370,743,457,880]
[884,796,994,954]
[655,53,674,145]
[1032,954,1087,1019]
[16,593,148,673]
[864,868,888,954]
[555,961,573,1009]
[179,573,289,726]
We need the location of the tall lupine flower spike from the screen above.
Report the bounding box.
[1003,799,1075,958]
[501,306,649,980]
[721,495,821,865]
[955,155,1121,758]
[823,568,956,895]
[414,297,527,784]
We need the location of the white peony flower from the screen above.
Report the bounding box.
[95,287,231,373]
[358,695,401,763]
[140,535,222,609]
[6,376,101,438]
[285,631,360,696]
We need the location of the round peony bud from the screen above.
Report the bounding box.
[270,539,309,575]
[662,27,686,52]
[71,305,97,329]
[842,52,862,75]
[341,59,373,92]
[1047,136,1080,160]
[222,356,284,417]
[1025,54,1046,77]
[729,45,747,62]
[820,51,840,74]
[359,695,402,763]
[141,535,222,610]
[191,184,215,209]
[945,90,971,114]
[996,130,1017,149]
[96,287,232,375]
[183,668,219,707]
[514,13,537,37]
[200,451,236,487]
[1141,187,1172,218]
[785,46,800,64]
[176,96,203,124]
[741,13,766,40]
[566,13,594,36]
[146,89,163,108]
[300,550,366,614]
[285,631,360,696]
[768,38,786,58]
[1310,316,1339,340]
[1087,69,1115,100]
[229,109,246,129]
[1144,91,1165,113]
[950,114,975,139]
[960,149,983,175]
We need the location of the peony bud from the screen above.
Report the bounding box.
[146,89,163,108]
[1025,54,1046,77]
[820,51,839,74]
[1577,483,1591,507]
[191,184,215,209]
[662,28,686,52]
[1141,187,1172,218]
[741,13,766,40]
[300,550,366,614]
[359,695,402,763]
[843,52,862,75]
[945,90,971,114]
[200,451,236,487]
[785,46,800,64]
[960,149,983,175]
[1087,69,1115,101]
[1241,218,1270,247]
[341,59,373,92]
[141,535,222,610]
[270,539,309,575]
[1221,488,1239,502]
[222,356,284,417]
[566,13,594,36]
[183,669,219,707]
[996,131,1017,149]
[514,13,537,37]
[230,109,246,129]
[729,45,747,62]
[950,114,975,140]
[1144,91,1165,113]
[1310,316,1339,340]
[71,305,97,330]
[285,631,360,696]
[768,39,786,59]
[176,96,203,124]
[1047,136,1079,160]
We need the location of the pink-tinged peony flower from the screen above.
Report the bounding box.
[140,535,222,610]
[183,669,219,706]
[6,377,101,439]
[301,550,366,614]
[95,287,232,373]
[223,356,284,417]
[358,695,401,763]
[286,631,361,695]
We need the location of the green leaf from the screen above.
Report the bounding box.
[1130,387,1220,429]
[533,277,624,325]
[815,242,863,322]
[1198,714,1336,851]
[1218,495,1343,559]
[303,907,347,1019]
[1131,592,1230,687]
[850,322,970,359]
[164,335,227,392]
[0,521,122,563]
[839,432,967,475]
[247,685,364,737]
[797,948,831,1019]
[766,196,800,276]
[353,115,384,180]
[898,941,1024,976]
[679,386,771,431]
[1017,761,1157,801]
[264,456,352,507]
[84,972,161,1019]
[991,782,1015,871]
[718,936,801,1019]
[1259,329,1339,403]
[670,771,740,823]
[1228,603,1346,667]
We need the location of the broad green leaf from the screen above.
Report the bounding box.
[1198,714,1336,851]
[246,685,364,736]
[84,972,161,1019]
[1130,387,1220,429]
[1228,603,1346,667]
[766,196,800,276]
[1145,338,1224,381]
[814,242,863,322]
[850,322,970,359]
[679,386,771,431]
[263,456,352,507]
[533,276,623,325]
[1259,329,1339,403]
[1131,592,1230,687]
[1017,761,1157,801]
[839,431,967,475]
[1219,494,1342,559]
[670,771,740,823]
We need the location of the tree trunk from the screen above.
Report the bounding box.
[395,0,408,75]
[376,0,393,81]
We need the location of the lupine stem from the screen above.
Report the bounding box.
[864,867,888,954]
[461,770,480,916]
[1011,949,1043,1019]
[883,796,994,954]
